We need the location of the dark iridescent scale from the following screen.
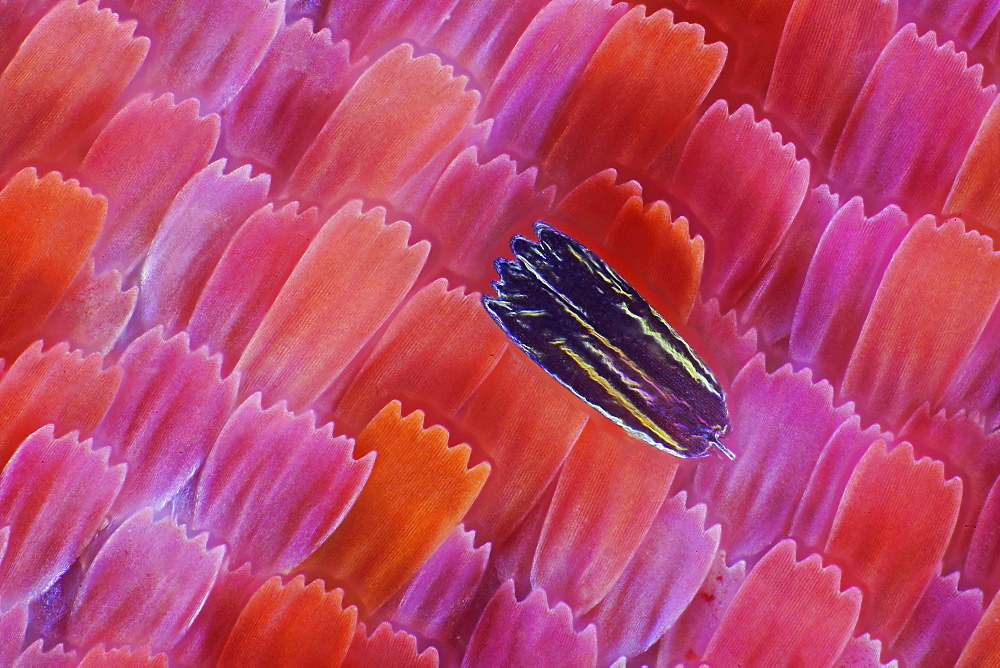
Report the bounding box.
[483,222,733,459]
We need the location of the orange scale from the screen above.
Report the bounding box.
[554,168,643,242]
[842,216,1000,430]
[702,540,861,666]
[542,7,726,191]
[0,168,107,358]
[217,576,356,667]
[343,622,440,668]
[825,441,962,643]
[301,401,490,612]
[605,196,703,320]
[531,419,678,613]
[456,346,588,544]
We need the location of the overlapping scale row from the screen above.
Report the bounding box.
[481,0,628,163]
[1,0,1000,665]
[830,24,996,213]
[419,147,555,281]
[66,509,225,651]
[41,259,137,355]
[690,355,855,562]
[532,421,678,613]
[462,581,598,667]
[583,491,720,662]
[0,341,120,468]
[787,199,910,387]
[385,525,491,646]
[894,572,982,666]
[186,202,322,375]
[456,346,589,544]
[138,160,272,334]
[766,0,897,162]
